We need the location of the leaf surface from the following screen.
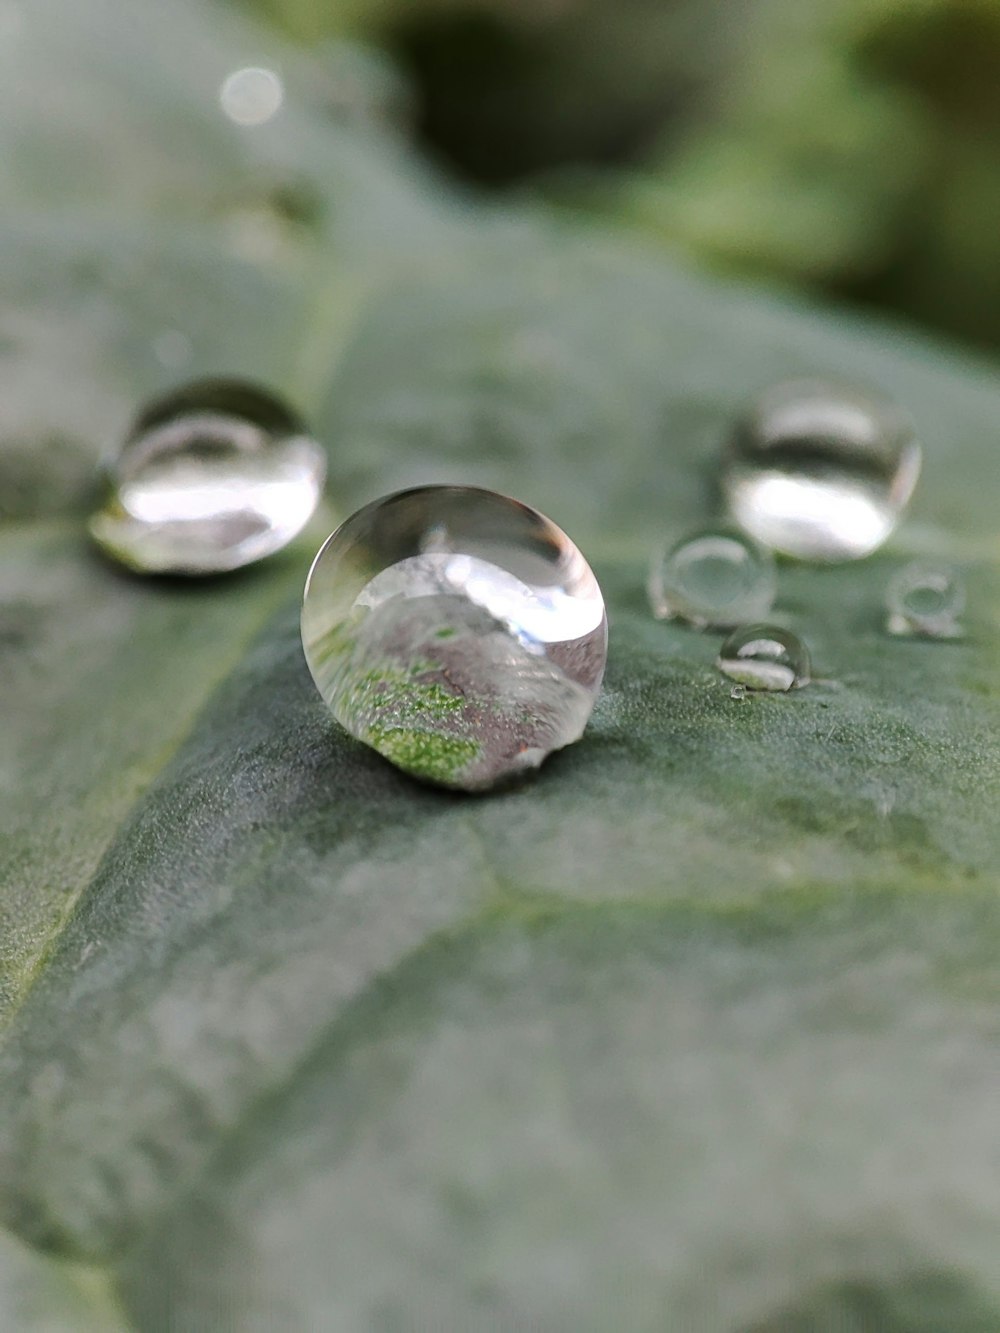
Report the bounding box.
[1,1,999,1327]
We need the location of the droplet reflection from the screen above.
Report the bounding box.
[301,486,607,791]
[724,380,921,561]
[89,378,326,575]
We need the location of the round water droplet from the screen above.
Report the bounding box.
[89,378,326,575]
[717,624,810,692]
[219,66,284,126]
[648,525,775,628]
[152,329,193,371]
[724,379,921,561]
[301,486,607,791]
[885,561,965,639]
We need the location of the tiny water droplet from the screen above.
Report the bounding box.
[885,561,965,638]
[89,378,326,575]
[219,66,284,126]
[152,329,193,371]
[724,379,921,561]
[717,624,810,692]
[730,683,748,701]
[301,486,607,791]
[648,525,775,628]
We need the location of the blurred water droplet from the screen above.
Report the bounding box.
[219,66,284,127]
[730,684,748,701]
[301,486,607,791]
[724,379,921,561]
[717,624,810,692]
[648,525,775,628]
[885,561,965,638]
[152,330,193,371]
[89,378,326,575]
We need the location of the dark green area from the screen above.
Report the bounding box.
[239,0,1000,351]
[0,0,999,1326]
[365,721,481,783]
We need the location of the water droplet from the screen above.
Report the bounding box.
[152,329,193,371]
[885,561,965,638]
[717,624,810,692]
[301,486,607,791]
[219,66,284,127]
[730,684,748,701]
[648,525,775,628]
[89,378,326,575]
[724,379,921,561]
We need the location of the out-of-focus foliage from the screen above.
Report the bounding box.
[241,0,754,181]
[618,0,1000,348]
[238,0,1000,349]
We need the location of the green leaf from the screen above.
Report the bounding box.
[0,1229,128,1332]
[1,0,999,1327]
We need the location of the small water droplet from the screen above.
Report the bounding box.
[648,526,775,628]
[89,378,326,575]
[219,66,284,127]
[717,624,810,692]
[885,561,965,638]
[724,379,921,561]
[152,330,193,371]
[730,683,748,701]
[301,486,607,791]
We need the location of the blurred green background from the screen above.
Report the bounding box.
[236,0,1000,350]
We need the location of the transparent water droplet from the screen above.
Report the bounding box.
[152,329,193,371]
[219,66,284,127]
[89,378,326,575]
[648,525,775,628]
[724,379,921,561]
[730,683,748,701]
[301,486,607,791]
[717,624,810,692]
[885,561,965,638]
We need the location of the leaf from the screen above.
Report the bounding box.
[1,0,999,1327]
[0,1228,128,1332]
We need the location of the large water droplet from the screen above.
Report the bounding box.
[724,379,921,561]
[648,525,775,628]
[885,561,965,639]
[89,379,326,575]
[301,486,607,791]
[717,624,810,692]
